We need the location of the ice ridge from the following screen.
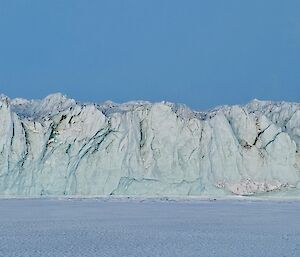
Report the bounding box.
[0,93,299,197]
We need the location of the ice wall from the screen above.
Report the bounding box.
[0,93,299,196]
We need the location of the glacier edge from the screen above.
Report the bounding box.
[0,93,299,197]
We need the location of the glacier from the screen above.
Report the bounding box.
[0,93,299,197]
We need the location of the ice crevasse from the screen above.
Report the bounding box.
[0,93,300,197]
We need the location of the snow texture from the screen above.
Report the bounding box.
[0,93,300,196]
[0,198,299,257]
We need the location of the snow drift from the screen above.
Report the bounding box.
[0,93,299,197]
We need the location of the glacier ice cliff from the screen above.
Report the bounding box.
[0,93,299,197]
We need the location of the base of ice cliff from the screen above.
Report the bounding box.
[0,93,299,197]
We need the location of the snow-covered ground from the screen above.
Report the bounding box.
[0,198,299,257]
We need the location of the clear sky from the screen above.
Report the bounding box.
[0,1,299,109]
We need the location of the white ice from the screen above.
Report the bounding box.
[0,93,299,197]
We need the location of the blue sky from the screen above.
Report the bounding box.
[0,1,299,109]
